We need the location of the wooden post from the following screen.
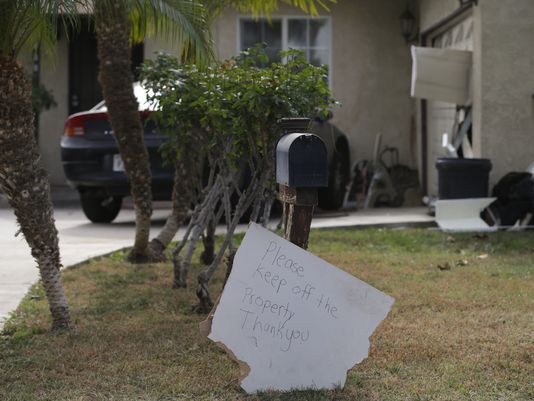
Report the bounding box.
[279,185,317,250]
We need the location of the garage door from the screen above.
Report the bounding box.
[426,15,474,197]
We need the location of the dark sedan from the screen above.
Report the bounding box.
[60,84,351,222]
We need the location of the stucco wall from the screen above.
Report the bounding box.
[214,1,415,167]
[20,38,69,186]
[418,0,461,32]
[37,39,70,185]
[477,0,534,184]
[144,35,182,60]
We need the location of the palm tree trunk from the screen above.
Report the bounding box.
[94,0,154,263]
[0,56,72,330]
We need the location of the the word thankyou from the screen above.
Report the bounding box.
[208,223,394,393]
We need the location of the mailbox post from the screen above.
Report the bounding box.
[276,118,328,249]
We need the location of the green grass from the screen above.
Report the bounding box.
[1,228,533,401]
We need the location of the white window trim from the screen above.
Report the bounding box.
[236,15,333,88]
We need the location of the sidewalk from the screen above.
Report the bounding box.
[0,200,434,328]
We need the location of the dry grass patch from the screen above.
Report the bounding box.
[1,228,533,401]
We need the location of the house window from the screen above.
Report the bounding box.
[239,17,331,76]
[240,19,283,63]
[287,18,330,67]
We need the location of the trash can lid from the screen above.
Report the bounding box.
[436,157,492,171]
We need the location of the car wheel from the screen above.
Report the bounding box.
[80,193,122,223]
[318,149,350,210]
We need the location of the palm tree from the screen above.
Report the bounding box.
[88,0,211,263]
[0,0,82,330]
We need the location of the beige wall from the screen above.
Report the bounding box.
[21,38,69,186]
[37,39,70,185]
[144,35,182,60]
[214,1,415,167]
[477,0,534,184]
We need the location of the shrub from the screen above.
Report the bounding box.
[140,46,337,311]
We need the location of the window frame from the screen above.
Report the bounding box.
[236,15,333,87]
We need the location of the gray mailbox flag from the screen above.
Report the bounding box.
[206,223,395,393]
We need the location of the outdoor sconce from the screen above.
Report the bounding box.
[400,6,418,43]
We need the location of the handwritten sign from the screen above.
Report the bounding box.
[207,223,394,393]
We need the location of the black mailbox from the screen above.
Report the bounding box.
[276,133,328,188]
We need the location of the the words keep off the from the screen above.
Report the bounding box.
[208,223,395,394]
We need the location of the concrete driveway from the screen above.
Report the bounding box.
[0,203,432,328]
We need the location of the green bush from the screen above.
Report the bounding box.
[141,46,337,164]
[140,47,338,309]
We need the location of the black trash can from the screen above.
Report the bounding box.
[436,158,492,199]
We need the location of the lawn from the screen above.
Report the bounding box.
[1,228,533,401]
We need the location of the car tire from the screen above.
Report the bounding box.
[318,149,350,210]
[80,193,122,223]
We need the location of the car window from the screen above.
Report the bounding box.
[91,82,157,112]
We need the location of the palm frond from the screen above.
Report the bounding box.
[132,0,213,65]
[218,0,334,17]
[88,0,213,66]
[0,0,84,57]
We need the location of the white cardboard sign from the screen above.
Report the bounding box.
[435,198,497,232]
[207,223,394,393]
[410,45,472,105]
